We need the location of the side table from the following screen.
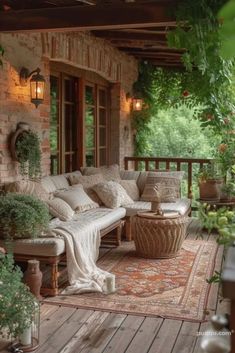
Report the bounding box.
[132,212,189,259]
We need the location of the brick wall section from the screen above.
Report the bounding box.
[0,31,138,183]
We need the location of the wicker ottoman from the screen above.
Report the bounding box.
[132,212,189,259]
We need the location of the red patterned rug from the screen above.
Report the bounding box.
[44,240,222,322]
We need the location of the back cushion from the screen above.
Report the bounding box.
[120,170,140,181]
[50,175,70,190]
[82,164,121,181]
[138,171,184,195]
[41,176,57,194]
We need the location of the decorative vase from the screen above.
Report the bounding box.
[23,260,42,301]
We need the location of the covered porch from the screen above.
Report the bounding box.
[0,1,234,353]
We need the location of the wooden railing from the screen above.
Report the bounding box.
[124,156,212,199]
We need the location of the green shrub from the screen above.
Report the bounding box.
[0,193,50,240]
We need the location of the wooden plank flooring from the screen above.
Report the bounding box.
[0,219,227,353]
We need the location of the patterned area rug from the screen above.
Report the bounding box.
[44,240,222,322]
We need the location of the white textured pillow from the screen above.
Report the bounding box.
[41,176,57,194]
[56,185,98,212]
[93,181,134,209]
[47,198,74,221]
[119,180,139,201]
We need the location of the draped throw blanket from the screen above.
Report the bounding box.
[49,218,111,294]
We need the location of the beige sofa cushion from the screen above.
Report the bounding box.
[50,175,70,190]
[5,180,50,202]
[125,198,191,217]
[137,170,184,194]
[47,198,74,221]
[93,181,134,209]
[56,185,98,212]
[82,164,121,181]
[41,176,57,194]
[120,170,140,181]
[69,173,104,205]
[119,180,140,201]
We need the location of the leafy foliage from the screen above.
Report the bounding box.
[0,252,35,339]
[0,193,50,240]
[167,0,235,131]
[16,130,41,179]
[218,0,235,59]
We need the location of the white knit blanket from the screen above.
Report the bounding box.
[49,218,111,294]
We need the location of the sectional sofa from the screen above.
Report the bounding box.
[0,165,191,296]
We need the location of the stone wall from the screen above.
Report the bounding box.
[0,31,138,184]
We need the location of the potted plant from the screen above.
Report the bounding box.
[0,251,36,342]
[10,125,42,179]
[197,164,223,201]
[0,193,50,240]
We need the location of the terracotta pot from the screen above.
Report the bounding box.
[23,259,42,300]
[199,179,223,201]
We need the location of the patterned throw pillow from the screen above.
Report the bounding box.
[82,164,121,181]
[93,181,134,209]
[141,176,181,202]
[47,198,74,221]
[56,185,98,213]
[119,180,140,201]
[68,173,105,205]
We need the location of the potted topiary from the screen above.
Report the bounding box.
[0,193,50,240]
[198,164,223,201]
[0,251,36,343]
[10,124,41,179]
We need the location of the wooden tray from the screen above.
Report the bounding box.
[137,211,180,219]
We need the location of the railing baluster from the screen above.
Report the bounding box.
[188,162,193,199]
[166,161,170,170]
[124,157,128,170]
[155,161,159,170]
[177,162,181,171]
[134,160,138,171]
[145,160,149,171]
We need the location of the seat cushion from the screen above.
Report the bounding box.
[124,198,191,217]
[0,237,65,257]
[74,207,126,230]
[0,207,126,257]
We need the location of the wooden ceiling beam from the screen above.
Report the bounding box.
[117,46,185,53]
[92,30,167,41]
[0,1,176,32]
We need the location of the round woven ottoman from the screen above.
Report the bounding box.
[132,212,189,259]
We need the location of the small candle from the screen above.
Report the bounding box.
[106,274,116,294]
[19,326,31,346]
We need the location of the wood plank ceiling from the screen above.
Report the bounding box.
[0,0,185,68]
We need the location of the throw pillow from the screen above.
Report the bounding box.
[119,180,140,201]
[93,181,134,209]
[50,175,70,191]
[47,198,74,221]
[69,173,105,205]
[141,176,181,202]
[82,164,121,181]
[56,185,99,212]
[5,180,50,202]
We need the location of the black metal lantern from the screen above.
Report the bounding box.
[20,67,45,108]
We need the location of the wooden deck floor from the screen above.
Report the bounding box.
[0,219,229,353]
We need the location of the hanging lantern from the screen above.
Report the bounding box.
[20,67,45,108]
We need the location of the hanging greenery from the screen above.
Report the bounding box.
[131,62,158,156]
[15,130,42,179]
[167,0,235,131]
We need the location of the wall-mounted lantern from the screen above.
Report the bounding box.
[20,67,45,108]
[126,93,143,111]
[132,98,143,111]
